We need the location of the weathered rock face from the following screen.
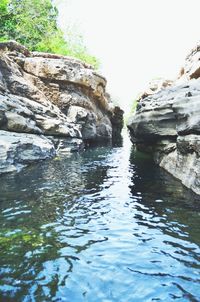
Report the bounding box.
[0,41,123,174]
[128,43,200,195]
[0,130,55,174]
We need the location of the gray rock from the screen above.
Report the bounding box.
[154,135,200,195]
[96,117,112,139]
[0,41,123,174]
[0,130,55,173]
[183,42,200,79]
[128,80,200,142]
[128,44,200,195]
[0,92,81,137]
[49,137,84,154]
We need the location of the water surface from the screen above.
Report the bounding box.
[0,134,200,302]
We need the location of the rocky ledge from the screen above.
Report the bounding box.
[0,41,123,174]
[128,43,200,195]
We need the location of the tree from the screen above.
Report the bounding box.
[0,0,99,68]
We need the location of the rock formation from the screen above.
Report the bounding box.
[0,41,123,174]
[128,42,200,195]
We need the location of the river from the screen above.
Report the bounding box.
[0,133,200,302]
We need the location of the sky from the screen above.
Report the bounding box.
[56,0,200,112]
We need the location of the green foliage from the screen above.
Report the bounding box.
[124,99,138,125]
[0,0,99,68]
[0,0,9,14]
[131,99,138,113]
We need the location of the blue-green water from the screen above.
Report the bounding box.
[0,135,200,302]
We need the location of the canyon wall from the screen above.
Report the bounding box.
[128,43,200,195]
[0,41,123,174]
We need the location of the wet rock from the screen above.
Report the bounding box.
[154,135,200,195]
[48,136,84,153]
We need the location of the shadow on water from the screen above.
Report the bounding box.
[129,145,200,240]
[0,133,200,302]
[129,147,200,205]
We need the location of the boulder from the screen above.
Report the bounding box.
[0,130,55,173]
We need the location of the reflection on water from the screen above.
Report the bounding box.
[0,133,200,302]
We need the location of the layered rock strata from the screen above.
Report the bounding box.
[0,41,123,174]
[128,43,200,195]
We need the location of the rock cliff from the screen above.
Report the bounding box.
[0,41,123,174]
[128,43,200,195]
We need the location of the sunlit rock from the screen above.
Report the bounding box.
[0,41,123,174]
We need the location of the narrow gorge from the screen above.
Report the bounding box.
[0,41,200,302]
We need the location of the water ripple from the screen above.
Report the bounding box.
[0,135,200,301]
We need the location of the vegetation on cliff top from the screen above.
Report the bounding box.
[0,0,99,68]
